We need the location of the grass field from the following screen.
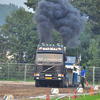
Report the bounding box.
[22,93,100,100]
[51,93,100,100]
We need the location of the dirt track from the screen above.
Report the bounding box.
[0,81,98,99]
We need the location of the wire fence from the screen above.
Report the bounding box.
[86,66,100,85]
[0,63,100,85]
[0,63,35,81]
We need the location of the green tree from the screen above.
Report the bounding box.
[87,39,100,67]
[0,7,39,63]
[77,23,91,66]
[95,0,100,35]
[70,0,100,66]
[0,32,9,62]
[24,0,100,66]
[24,0,41,11]
[71,0,99,36]
[65,23,91,66]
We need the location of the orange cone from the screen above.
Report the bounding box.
[90,87,93,95]
[46,92,50,100]
[73,90,77,99]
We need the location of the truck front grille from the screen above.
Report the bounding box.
[43,66,55,72]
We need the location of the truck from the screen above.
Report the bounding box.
[34,43,81,87]
[34,43,69,87]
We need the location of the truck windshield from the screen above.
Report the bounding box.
[36,53,63,64]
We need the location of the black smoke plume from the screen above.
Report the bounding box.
[34,0,87,48]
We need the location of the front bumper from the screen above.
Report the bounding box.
[34,73,64,80]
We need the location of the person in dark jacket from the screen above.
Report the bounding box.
[78,66,86,88]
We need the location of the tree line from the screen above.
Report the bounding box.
[0,0,100,67]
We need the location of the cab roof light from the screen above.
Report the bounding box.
[61,44,63,46]
[39,47,42,50]
[58,48,61,51]
[41,43,45,46]
[46,44,48,46]
[57,43,60,46]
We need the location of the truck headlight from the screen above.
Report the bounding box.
[58,78,61,80]
[58,74,62,77]
[36,77,39,79]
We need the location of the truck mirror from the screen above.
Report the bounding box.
[64,56,67,61]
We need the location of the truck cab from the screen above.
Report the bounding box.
[34,43,67,87]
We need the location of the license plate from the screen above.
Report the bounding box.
[45,74,52,76]
[46,77,52,79]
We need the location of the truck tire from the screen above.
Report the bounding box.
[59,81,64,88]
[35,80,40,87]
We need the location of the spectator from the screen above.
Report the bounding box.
[78,66,86,89]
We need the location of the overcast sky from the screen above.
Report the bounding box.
[0,0,34,12]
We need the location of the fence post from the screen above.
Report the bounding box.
[8,63,9,80]
[93,67,95,85]
[24,64,27,81]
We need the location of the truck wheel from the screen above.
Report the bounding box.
[35,80,40,87]
[59,81,64,88]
